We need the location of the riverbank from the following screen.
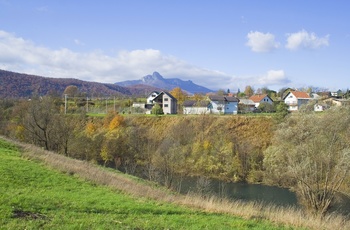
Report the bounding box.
[1,137,350,229]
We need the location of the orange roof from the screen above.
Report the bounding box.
[249,94,268,103]
[291,91,310,99]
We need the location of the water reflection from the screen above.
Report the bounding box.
[175,176,350,215]
[176,176,299,207]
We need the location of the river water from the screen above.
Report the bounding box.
[175,176,299,208]
[173,176,350,215]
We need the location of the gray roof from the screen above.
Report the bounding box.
[183,100,210,107]
[152,91,177,102]
[239,99,255,105]
[208,95,239,102]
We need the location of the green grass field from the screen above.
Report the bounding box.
[0,139,291,230]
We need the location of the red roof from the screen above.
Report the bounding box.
[249,94,268,103]
[291,91,310,99]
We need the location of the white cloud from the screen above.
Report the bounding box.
[286,30,329,50]
[0,30,232,89]
[0,30,294,91]
[246,31,280,52]
[257,70,289,85]
[232,70,290,90]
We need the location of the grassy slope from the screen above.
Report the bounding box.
[0,139,287,230]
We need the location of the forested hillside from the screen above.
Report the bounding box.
[0,69,131,98]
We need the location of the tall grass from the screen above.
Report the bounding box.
[2,136,350,229]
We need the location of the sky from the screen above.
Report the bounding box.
[0,0,349,92]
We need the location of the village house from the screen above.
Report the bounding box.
[238,99,256,113]
[146,91,159,104]
[152,91,177,114]
[249,94,274,108]
[314,103,326,112]
[183,95,239,115]
[133,91,177,114]
[208,95,239,114]
[283,91,311,111]
[323,98,350,107]
[183,100,211,114]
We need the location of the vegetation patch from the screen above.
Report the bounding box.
[12,209,48,220]
[0,138,290,229]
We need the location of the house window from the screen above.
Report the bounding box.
[164,98,169,101]
[164,104,169,107]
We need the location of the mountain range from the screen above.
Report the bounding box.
[0,70,212,98]
[116,72,213,94]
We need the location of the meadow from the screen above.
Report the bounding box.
[0,138,290,230]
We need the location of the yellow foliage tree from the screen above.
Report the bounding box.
[85,122,96,138]
[100,144,112,166]
[108,115,124,132]
[170,87,187,101]
[170,87,187,113]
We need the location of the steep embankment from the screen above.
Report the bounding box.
[124,115,274,182]
[0,137,293,229]
[1,137,349,229]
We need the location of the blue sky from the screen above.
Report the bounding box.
[0,0,349,91]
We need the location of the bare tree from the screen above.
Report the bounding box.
[264,107,350,216]
[19,97,75,154]
[21,97,59,150]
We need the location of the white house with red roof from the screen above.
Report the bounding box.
[249,94,273,108]
[283,91,311,111]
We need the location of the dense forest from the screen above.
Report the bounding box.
[0,69,133,98]
[1,96,350,217]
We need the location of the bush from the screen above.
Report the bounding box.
[151,103,163,115]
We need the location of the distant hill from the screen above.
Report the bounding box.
[0,69,131,98]
[124,84,164,97]
[116,72,213,94]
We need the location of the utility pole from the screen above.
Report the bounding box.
[86,97,89,112]
[64,94,67,114]
[114,96,116,112]
[106,98,108,114]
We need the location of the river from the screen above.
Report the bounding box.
[175,176,299,208]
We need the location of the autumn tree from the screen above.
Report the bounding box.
[170,87,187,113]
[264,107,350,216]
[244,85,254,97]
[69,117,104,162]
[193,93,205,102]
[63,85,79,97]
